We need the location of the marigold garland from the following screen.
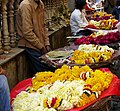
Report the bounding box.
[30,65,113,92]
[71,50,113,65]
[12,65,113,111]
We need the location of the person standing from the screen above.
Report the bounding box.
[16,0,55,75]
[70,0,92,36]
[104,0,116,14]
[112,0,120,21]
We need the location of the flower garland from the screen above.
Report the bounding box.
[71,44,114,65]
[12,65,113,111]
[89,19,118,30]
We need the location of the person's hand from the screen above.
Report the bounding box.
[0,67,6,75]
[45,45,52,52]
[41,47,47,54]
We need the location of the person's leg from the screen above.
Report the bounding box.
[0,75,10,111]
[24,48,55,75]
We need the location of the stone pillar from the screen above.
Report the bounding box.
[2,0,11,52]
[8,0,16,48]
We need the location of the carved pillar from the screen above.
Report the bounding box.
[13,0,19,42]
[8,0,16,47]
[2,0,11,52]
[0,1,4,54]
[0,30,3,54]
[63,0,67,6]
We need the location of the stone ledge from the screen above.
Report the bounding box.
[0,48,24,65]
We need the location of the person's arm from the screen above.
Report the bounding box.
[73,12,88,27]
[82,10,89,24]
[112,7,116,16]
[0,66,6,75]
[20,4,44,50]
[42,8,51,49]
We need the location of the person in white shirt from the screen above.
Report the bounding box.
[70,0,92,36]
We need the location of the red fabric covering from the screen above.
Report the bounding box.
[10,68,120,111]
[10,78,32,100]
[85,4,94,11]
[68,68,120,111]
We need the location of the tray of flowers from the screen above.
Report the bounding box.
[74,31,120,45]
[85,11,118,31]
[11,65,120,111]
[40,44,118,69]
[91,12,114,21]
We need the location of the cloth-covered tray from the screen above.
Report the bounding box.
[46,50,73,60]
[10,68,120,111]
[40,44,120,69]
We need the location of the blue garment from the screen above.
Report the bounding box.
[0,75,10,111]
[112,6,120,20]
[24,47,55,75]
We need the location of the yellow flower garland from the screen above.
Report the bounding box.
[71,50,113,65]
[29,65,113,93]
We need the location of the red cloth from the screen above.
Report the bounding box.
[85,4,94,11]
[10,78,32,100]
[68,68,120,111]
[10,68,120,111]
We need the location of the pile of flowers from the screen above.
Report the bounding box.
[74,31,120,45]
[86,19,118,30]
[12,65,113,111]
[71,44,114,64]
[91,12,113,21]
[77,44,114,53]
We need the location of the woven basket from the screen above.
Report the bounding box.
[83,96,112,111]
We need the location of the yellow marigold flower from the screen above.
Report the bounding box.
[58,74,68,81]
[55,69,62,75]
[94,70,103,75]
[80,65,91,72]
[53,98,62,109]
[33,82,45,91]
[68,75,76,81]
[86,78,95,86]
[92,83,102,91]
[89,93,96,101]
[43,98,48,108]
[103,81,109,89]
[80,94,90,105]
[61,65,69,70]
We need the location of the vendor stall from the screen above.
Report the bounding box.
[10,9,120,111]
[10,66,120,111]
[39,43,120,70]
